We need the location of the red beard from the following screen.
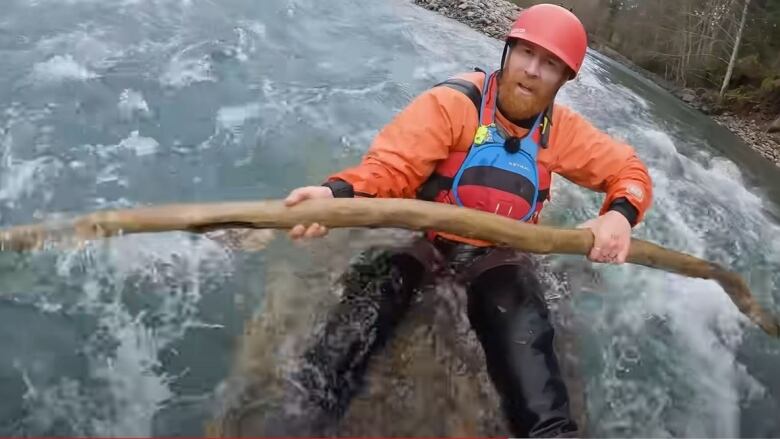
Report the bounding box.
[496,74,552,121]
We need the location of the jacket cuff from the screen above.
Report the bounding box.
[322,179,354,198]
[608,197,639,227]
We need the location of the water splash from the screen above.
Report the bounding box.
[217,103,261,133]
[16,233,234,436]
[32,55,98,83]
[159,48,215,88]
[118,89,150,120]
[117,131,159,156]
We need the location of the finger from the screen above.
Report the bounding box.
[310,224,327,238]
[303,223,322,238]
[589,245,600,261]
[288,224,305,239]
[284,189,302,207]
[284,189,308,207]
[603,241,619,263]
[593,230,613,261]
[599,246,619,263]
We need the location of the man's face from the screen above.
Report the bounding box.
[497,39,570,120]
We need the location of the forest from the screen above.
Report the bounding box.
[514,0,780,120]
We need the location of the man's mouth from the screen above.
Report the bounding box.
[516,82,534,96]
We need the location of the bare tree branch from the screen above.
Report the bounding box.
[0,198,777,337]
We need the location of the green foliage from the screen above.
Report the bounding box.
[758,74,780,109]
[760,75,780,93]
[734,54,769,84]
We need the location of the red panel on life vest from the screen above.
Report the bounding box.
[458,185,533,220]
[430,159,551,218]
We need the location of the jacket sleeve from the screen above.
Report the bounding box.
[324,86,478,199]
[549,105,653,224]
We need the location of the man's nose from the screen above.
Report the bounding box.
[523,55,541,79]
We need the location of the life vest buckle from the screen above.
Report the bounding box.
[474,124,490,145]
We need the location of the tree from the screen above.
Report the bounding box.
[720,0,752,101]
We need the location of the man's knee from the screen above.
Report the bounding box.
[466,264,547,330]
[339,241,433,300]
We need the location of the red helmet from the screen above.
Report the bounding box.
[506,4,588,78]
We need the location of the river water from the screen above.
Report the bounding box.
[0,0,779,436]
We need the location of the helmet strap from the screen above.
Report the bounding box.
[500,41,510,72]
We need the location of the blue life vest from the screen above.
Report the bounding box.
[419,69,551,223]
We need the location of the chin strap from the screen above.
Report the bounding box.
[540,104,553,148]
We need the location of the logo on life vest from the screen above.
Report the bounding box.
[508,161,530,171]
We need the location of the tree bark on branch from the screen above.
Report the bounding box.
[0,198,777,337]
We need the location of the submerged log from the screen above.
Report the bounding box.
[0,198,776,337]
[205,229,587,437]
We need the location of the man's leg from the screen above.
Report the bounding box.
[266,240,436,435]
[465,260,578,438]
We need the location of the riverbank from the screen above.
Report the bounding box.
[412,0,780,167]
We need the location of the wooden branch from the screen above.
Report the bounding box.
[0,198,777,337]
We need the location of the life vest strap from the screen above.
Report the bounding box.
[417,173,453,201]
[433,78,482,113]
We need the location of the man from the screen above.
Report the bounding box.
[278,4,653,437]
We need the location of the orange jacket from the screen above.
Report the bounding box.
[326,71,653,242]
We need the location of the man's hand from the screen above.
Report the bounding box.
[578,210,632,264]
[284,186,334,240]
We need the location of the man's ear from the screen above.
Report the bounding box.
[552,79,566,96]
[560,71,572,87]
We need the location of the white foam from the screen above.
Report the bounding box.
[159,55,214,88]
[638,128,680,157]
[89,310,173,436]
[118,89,150,119]
[549,122,771,435]
[698,157,762,208]
[233,27,255,62]
[579,262,763,436]
[23,233,235,435]
[32,55,98,83]
[246,22,267,39]
[217,103,261,131]
[35,30,117,70]
[118,131,159,156]
[29,0,189,6]
[653,277,757,436]
[96,163,122,185]
[0,157,62,204]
